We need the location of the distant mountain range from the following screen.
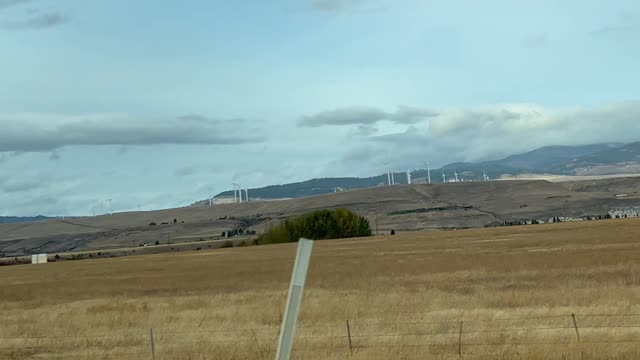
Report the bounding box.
[0,216,52,224]
[214,141,640,200]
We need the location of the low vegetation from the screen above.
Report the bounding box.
[257,208,371,245]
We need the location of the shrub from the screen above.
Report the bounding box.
[257,208,371,245]
[149,222,157,226]
[220,241,234,249]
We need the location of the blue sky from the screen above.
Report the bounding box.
[1,0,639,215]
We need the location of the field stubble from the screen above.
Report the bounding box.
[2,219,640,359]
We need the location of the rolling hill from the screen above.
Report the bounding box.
[213,142,638,200]
[2,177,640,257]
[0,216,52,224]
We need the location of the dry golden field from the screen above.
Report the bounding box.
[2,218,640,359]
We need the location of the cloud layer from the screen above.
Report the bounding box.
[330,101,640,172]
[298,106,437,127]
[0,0,31,10]
[0,0,69,30]
[0,114,266,152]
[310,0,366,13]
[1,12,68,30]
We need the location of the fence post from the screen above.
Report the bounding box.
[275,239,314,360]
[346,320,353,355]
[458,321,464,356]
[571,313,584,360]
[571,313,581,342]
[149,328,156,360]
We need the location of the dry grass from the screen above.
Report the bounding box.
[2,218,640,359]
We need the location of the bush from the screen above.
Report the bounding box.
[257,208,371,245]
[220,241,234,249]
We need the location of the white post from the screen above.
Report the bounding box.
[245,189,249,202]
[387,171,391,186]
[275,239,314,360]
[427,163,431,184]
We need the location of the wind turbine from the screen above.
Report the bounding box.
[237,184,244,203]
[232,183,240,203]
[391,170,395,185]
[406,170,412,185]
[425,161,431,184]
[454,171,459,183]
[244,188,249,202]
[442,170,446,183]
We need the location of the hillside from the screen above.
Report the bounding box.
[0,216,52,224]
[214,142,636,200]
[2,177,640,256]
[558,142,640,175]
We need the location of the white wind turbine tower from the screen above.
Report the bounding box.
[231,184,237,203]
[237,184,244,203]
[454,171,459,183]
[387,170,392,186]
[232,183,242,203]
[391,170,395,185]
[442,170,446,183]
[406,170,412,185]
[244,188,249,202]
[425,161,432,184]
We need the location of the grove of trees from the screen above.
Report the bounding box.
[257,208,371,245]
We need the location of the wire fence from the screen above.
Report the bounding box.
[2,312,640,359]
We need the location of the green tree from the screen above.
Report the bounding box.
[257,208,371,245]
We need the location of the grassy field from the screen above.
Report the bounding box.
[2,218,640,359]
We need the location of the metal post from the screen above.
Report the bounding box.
[275,239,314,360]
[571,313,581,342]
[458,321,464,356]
[149,328,156,360]
[346,320,353,355]
[375,213,379,236]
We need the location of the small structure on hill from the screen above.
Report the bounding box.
[31,254,47,264]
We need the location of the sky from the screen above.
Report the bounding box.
[1,0,639,216]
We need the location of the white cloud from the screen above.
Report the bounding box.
[0,113,266,152]
[298,106,437,127]
[335,101,640,170]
